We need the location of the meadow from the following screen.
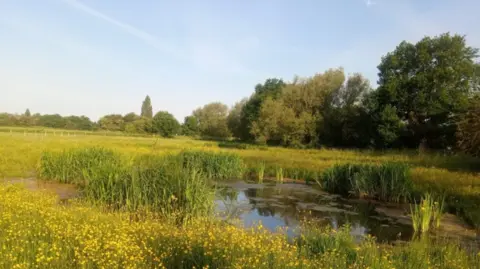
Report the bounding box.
[1,132,480,268]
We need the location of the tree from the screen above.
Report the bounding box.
[457,96,480,156]
[193,102,230,138]
[141,95,153,118]
[123,112,140,123]
[182,116,199,136]
[24,109,31,117]
[98,114,125,131]
[320,74,373,148]
[227,99,247,139]
[152,111,180,138]
[376,33,479,149]
[64,116,93,130]
[38,114,66,129]
[239,78,286,140]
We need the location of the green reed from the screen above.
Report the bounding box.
[319,162,412,202]
[411,193,445,234]
[275,166,284,183]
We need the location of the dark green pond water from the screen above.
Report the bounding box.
[215,181,414,242]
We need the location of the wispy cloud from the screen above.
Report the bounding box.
[60,0,185,59]
[365,0,376,7]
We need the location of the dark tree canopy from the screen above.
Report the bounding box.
[375,33,479,149]
[239,78,286,140]
[152,111,180,138]
[141,96,153,119]
[24,109,31,117]
[182,116,199,136]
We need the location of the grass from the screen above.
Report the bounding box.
[320,162,413,203]
[1,184,479,269]
[275,166,284,183]
[38,148,218,225]
[411,193,446,234]
[1,131,480,227]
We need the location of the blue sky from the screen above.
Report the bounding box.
[1,0,479,121]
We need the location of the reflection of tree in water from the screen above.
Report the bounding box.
[244,187,302,226]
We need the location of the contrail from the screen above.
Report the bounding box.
[60,0,185,59]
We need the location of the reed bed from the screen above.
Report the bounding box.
[319,162,413,203]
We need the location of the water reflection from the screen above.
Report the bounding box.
[215,181,414,242]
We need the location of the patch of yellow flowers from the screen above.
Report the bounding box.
[0,184,478,269]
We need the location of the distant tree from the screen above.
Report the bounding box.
[193,102,230,138]
[457,96,480,157]
[227,99,247,139]
[375,33,479,149]
[239,78,286,140]
[64,115,94,130]
[182,116,199,136]
[123,112,140,123]
[24,109,31,117]
[125,117,153,134]
[152,111,180,138]
[98,114,125,131]
[38,114,66,129]
[141,95,153,118]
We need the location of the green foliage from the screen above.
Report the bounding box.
[296,224,356,263]
[411,193,445,234]
[178,150,244,180]
[193,102,230,138]
[98,114,125,131]
[24,109,31,117]
[227,99,247,139]
[141,95,153,118]
[182,115,199,136]
[152,111,180,138]
[123,112,140,123]
[457,96,480,157]
[239,78,286,140]
[376,33,479,149]
[320,162,412,202]
[38,148,214,224]
[38,114,67,129]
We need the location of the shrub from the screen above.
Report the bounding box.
[319,162,412,202]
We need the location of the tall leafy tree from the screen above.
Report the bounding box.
[24,109,31,117]
[239,78,286,140]
[152,111,180,138]
[227,99,247,139]
[457,96,480,156]
[98,114,125,131]
[182,116,199,136]
[193,102,230,138]
[375,33,479,149]
[141,95,153,118]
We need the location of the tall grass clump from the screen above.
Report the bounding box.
[275,166,284,183]
[38,148,216,224]
[256,162,265,183]
[179,150,244,180]
[411,193,445,234]
[320,164,363,196]
[319,162,413,202]
[38,147,123,184]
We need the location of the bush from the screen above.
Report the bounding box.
[320,162,412,202]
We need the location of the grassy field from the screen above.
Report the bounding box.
[1,132,480,268]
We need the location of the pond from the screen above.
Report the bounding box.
[4,178,477,244]
[215,181,414,242]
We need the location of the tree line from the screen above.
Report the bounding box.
[1,33,479,156]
